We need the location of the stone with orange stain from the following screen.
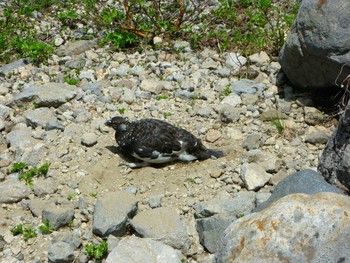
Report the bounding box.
[216,192,350,263]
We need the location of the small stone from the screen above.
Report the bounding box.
[249,51,270,64]
[206,129,221,143]
[54,36,64,47]
[153,36,163,45]
[225,53,247,69]
[81,133,97,147]
[148,194,164,208]
[240,163,272,191]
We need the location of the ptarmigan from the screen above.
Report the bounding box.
[105,116,224,168]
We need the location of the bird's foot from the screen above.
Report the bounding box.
[119,162,149,169]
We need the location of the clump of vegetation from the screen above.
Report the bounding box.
[64,76,80,85]
[7,162,51,188]
[11,224,37,241]
[67,192,80,201]
[85,241,108,260]
[6,162,28,174]
[0,0,300,65]
[270,118,285,135]
[118,107,126,115]
[11,224,24,236]
[223,86,232,96]
[38,219,55,234]
[23,226,37,241]
[156,94,170,100]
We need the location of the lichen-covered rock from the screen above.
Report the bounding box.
[216,193,350,263]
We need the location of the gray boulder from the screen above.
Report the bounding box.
[42,205,75,229]
[25,108,64,131]
[55,39,97,56]
[6,83,77,108]
[33,177,59,197]
[92,191,138,237]
[254,169,343,212]
[0,59,27,76]
[280,0,350,90]
[196,216,236,253]
[0,179,31,204]
[48,241,75,263]
[318,102,350,191]
[51,233,82,249]
[194,191,256,218]
[130,207,190,251]
[230,79,267,97]
[216,193,350,263]
[106,235,182,263]
[6,127,40,153]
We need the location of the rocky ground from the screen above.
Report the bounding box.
[0,37,339,262]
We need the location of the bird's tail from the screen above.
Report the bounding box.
[206,148,224,159]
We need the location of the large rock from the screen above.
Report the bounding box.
[106,235,182,263]
[0,180,31,204]
[6,83,77,108]
[194,191,256,218]
[48,241,75,263]
[130,207,190,251]
[255,169,343,212]
[42,205,75,229]
[280,0,350,90]
[55,40,97,56]
[216,192,350,263]
[25,108,64,131]
[318,102,350,191]
[92,191,138,238]
[196,216,236,254]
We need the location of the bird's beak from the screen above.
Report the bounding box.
[105,120,112,126]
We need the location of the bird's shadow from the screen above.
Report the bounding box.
[105,145,168,169]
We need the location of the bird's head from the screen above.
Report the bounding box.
[105,116,129,132]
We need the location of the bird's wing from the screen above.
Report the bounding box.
[129,120,183,159]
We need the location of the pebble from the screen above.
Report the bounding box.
[81,133,97,147]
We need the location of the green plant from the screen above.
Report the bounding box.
[89,192,98,198]
[185,178,196,184]
[237,213,245,218]
[17,163,51,187]
[11,224,24,236]
[20,40,54,65]
[85,241,108,260]
[118,108,126,115]
[38,219,54,234]
[11,223,37,241]
[64,76,80,85]
[271,118,285,135]
[23,226,37,241]
[68,221,75,228]
[67,192,80,201]
[156,94,170,100]
[57,10,79,28]
[38,162,50,175]
[223,86,232,96]
[7,162,28,174]
[163,112,171,118]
